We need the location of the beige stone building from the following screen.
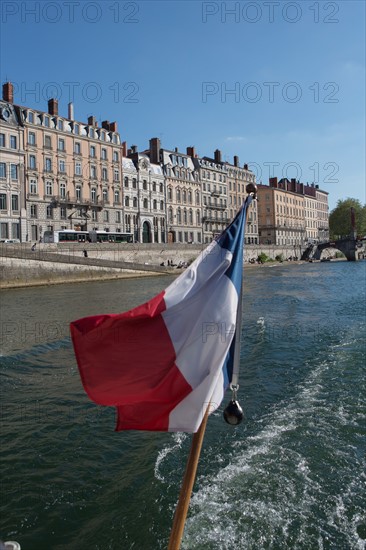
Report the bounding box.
[149,138,202,244]
[257,178,306,245]
[192,150,228,243]
[0,83,26,241]
[123,145,166,243]
[225,156,258,244]
[257,177,329,246]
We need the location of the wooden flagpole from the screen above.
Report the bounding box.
[167,403,211,550]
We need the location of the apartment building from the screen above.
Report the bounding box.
[0,83,26,241]
[257,178,329,245]
[190,149,228,243]
[123,145,166,243]
[149,138,202,244]
[225,155,258,244]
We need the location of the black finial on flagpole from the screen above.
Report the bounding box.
[246,183,258,199]
[223,385,244,425]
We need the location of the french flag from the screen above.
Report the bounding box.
[70,197,252,433]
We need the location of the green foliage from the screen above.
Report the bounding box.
[275,254,284,262]
[258,252,269,263]
[329,198,366,239]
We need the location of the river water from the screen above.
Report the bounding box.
[1,261,365,550]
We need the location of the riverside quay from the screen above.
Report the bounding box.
[0,81,328,245]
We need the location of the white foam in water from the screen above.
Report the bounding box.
[154,432,187,482]
[181,326,365,549]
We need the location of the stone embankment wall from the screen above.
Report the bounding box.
[1,242,307,289]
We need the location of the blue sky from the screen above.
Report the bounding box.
[1,0,365,209]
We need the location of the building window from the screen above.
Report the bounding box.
[58,138,65,151]
[30,179,37,194]
[59,160,66,173]
[160,183,163,193]
[46,181,53,195]
[113,151,119,162]
[143,198,148,209]
[28,132,36,146]
[76,185,82,200]
[46,205,53,219]
[11,195,19,211]
[10,135,17,149]
[0,133,5,147]
[0,163,6,178]
[10,164,18,180]
[177,208,181,224]
[91,165,97,179]
[0,193,7,210]
[160,200,164,210]
[133,197,137,208]
[44,116,50,127]
[102,189,108,203]
[44,135,52,149]
[29,155,36,170]
[125,196,129,207]
[92,209,97,221]
[103,210,109,222]
[75,162,81,176]
[116,211,121,223]
[124,177,129,188]
[45,158,52,172]
[143,179,147,190]
[132,178,137,189]
[60,182,66,198]
[60,206,67,219]
[1,222,9,238]
[91,188,97,202]
[153,199,157,210]
[74,124,79,135]
[74,142,81,155]
[30,204,37,218]
[101,148,107,160]
[28,111,34,123]
[168,187,172,201]
[90,145,96,158]
[102,167,108,181]
[114,190,120,204]
[114,169,119,182]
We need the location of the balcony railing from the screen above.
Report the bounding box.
[50,195,105,210]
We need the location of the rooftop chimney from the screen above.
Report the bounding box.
[48,98,58,116]
[122,141,127,157]
[88,115,97,126]
[102,120,110,130]
[3,82,14,103]
[109,121,117,132]
[131,145,138,154]
[68,102,74,120]
[174,147,178,152]
[234,155,239,167]
[214,149,222,163]
[186,146,195,158]
[269,177,278,188]
[149,137,161,164]
[244,163,248,170]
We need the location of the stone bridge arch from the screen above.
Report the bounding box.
[301,237,361,262]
